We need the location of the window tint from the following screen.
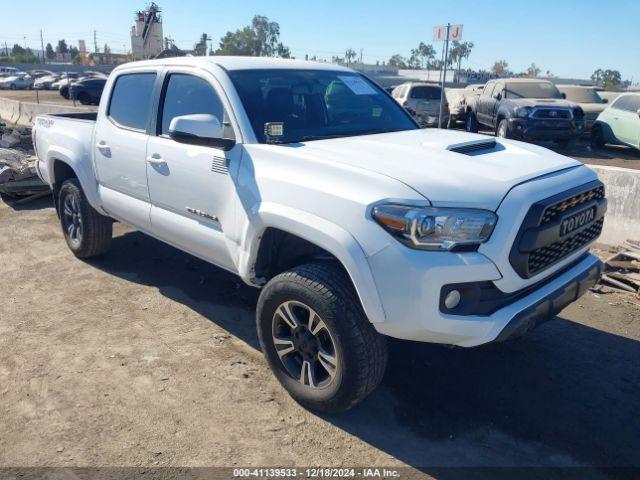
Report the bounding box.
[160,74,231,136]
[410,86,441,100]
[504,82,562,99]
[108,73,156,130]
[611,94,640,112]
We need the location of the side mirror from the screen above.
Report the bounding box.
[496,92,502,101]
[603,98,609,104]
[637,109,640,118]
[169,114,235,151]
[561,92,567,99]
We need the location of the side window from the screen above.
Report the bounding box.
[160,73,233,138]
[108,73,157,130]
[483,83,495,97]
[492,83,504,99]
[611,95,640,112]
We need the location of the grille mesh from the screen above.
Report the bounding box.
[540,186,605,225]
[532,109,571,119]
[528,219,603,275]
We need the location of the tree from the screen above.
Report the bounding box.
[491,59,509,76]
[11,44,25,56]
[408,42,436,69]
[526,63,541,78]
[388,54,407,69]
[216,15,290,58]
[448,41,474,83]
[45,43,55,60]
[56,39,68,54]
[344,48,357,65]
[591,69,622,89]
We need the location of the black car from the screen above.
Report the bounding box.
[69,78,107,105]
[466,79,585,148]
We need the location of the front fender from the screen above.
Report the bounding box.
[237,202,387,324]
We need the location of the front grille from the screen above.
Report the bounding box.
[528,219,604,275]
[541,186,605,224]
[509,182,606,278]
[531,108,572,120]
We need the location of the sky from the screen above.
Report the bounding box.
[3,0,639,82]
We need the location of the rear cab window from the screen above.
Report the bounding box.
[107,72,157,131]
[409,86,441,100]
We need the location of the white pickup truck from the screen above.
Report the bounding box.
[33,57,606,412]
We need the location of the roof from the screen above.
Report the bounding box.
[493,78,554,83]
[114,55,354,72]
[396,81,442,88]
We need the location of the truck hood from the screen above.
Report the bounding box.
[294,129,581,210]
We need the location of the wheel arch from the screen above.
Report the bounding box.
[238,205,387,324]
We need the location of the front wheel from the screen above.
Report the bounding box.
[497,119,511,139]
[465,111,479,133]
[591,125,605,149]
[257,262,388,413]
[78,92,91,105]
[58,178,113,258]
[555,138,577,150]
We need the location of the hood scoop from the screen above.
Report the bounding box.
[446,139,504,156]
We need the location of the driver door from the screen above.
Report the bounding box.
[146,69,241,271]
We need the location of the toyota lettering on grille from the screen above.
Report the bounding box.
[559,206,596,237]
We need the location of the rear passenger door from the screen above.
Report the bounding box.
[611,95,640,147]
[145,69,241,271]
[93,70,159,230]
[488,82,504,130]
[477,82,495,127]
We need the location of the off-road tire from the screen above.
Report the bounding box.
[555,138,577,150]
[257,262,388,413]
[58,178,112,258]
[465,111,479,133]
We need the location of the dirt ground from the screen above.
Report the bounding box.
[0,195,638,479]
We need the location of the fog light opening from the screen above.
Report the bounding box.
[445,290,462,310]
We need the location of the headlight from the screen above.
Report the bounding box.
[372,204,497,251]
[516,107,531,118]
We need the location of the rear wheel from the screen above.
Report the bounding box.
[58,178,113,258]
[257,262,388,413]
[465,111,479,133]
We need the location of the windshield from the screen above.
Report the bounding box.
[505,82,562,99]
[228,69,418,144]
[558,86,602,103]
[410,85,441,100]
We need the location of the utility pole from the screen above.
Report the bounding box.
[40,30,45,64]
[23,36,27,49]
[438,23,451,129]
[93,30,98,54]
[359,48,363,64]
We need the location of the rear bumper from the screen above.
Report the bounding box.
[493,257,601,342]
[508,118,585,140]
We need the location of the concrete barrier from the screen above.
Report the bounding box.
[588,164,640,246]
[0,97,94,127]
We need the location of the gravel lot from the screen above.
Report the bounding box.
[0,195,638,479]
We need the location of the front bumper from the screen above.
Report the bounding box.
[368,246,602,347]
[508,118,585,141]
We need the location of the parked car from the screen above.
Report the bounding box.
[51,73,80,91]
[466,78,585,148]
[392,82,449,127]
[28,69,54,79]
[69,77,107,105]
[0,74,34,90]
[595,90,625,104]
[447,83,484,127]
[557,85,608,132]
[34,74,61,90]
[591,93,640,151]
[34,57,606,412]
[0,66,21,77]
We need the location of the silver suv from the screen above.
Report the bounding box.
[391,82,449,127]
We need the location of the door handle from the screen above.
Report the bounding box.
[146,154,166,165]
[96,141,109,150]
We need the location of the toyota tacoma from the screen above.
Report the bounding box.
[33,57,606,412]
